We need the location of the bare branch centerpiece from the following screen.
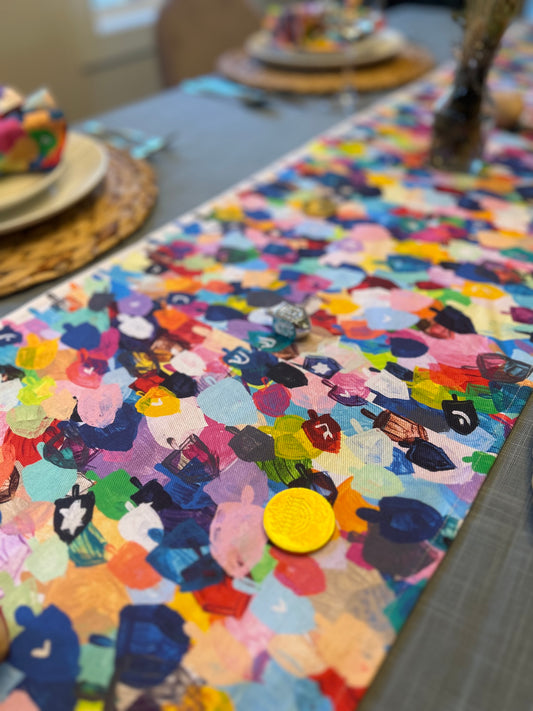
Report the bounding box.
[429,0,521,174]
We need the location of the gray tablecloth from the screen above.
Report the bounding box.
[0,5,459,318]
[2,6,532,710]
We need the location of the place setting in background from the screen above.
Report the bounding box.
[0,85,158,298]
[217,0,435,95]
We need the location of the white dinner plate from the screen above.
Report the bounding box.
[246,27,406,69]
[0,159,66,212]
[0,132,109,235]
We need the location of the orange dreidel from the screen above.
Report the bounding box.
[361,407,428,445]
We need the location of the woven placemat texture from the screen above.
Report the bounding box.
[0,146,157,297]
[217,43,434,94]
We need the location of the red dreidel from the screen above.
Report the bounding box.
[302,409,342,453]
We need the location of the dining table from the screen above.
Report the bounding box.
[1,5,533,711]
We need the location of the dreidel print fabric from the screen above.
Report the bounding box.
[2,26,533,711]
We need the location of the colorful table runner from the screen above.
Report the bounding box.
[1,25,533,711]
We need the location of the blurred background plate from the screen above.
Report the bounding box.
[0,159,66,212]
[246,27,406,69]
[0,132,108,235]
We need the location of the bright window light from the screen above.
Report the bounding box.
[88,0,163,35]
[90,0,133,9]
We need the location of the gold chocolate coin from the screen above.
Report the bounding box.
[263,487,336,554]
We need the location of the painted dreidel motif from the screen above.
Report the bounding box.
[158,434,219,510]
[482,260,522,286]
[0,464,19,504]
[302,409,341,454]
[130,476,173,511]
[115,604,190,688]
[269,301,311,341]
[42,423,91,470]
[197,377,259,425]
[8,606,80,711]
[261,414,322,460]
[357,496,444,543]
[417,316,453,340]
[147,519,224,591]
[322,374,368,407]
[53,484,95,544]
[405,439,455,472]
[302,355,341,379]
[252,378,291,417]
[303,194,337,218]
[288,462,338,505]
[510,306,533,325]
[477,353,533,384]
[222,345,253,369]
[163,434,219,481]
[361,407,428,445]
[267,361,309,388]
[442,394,479,435]
[162,370,198,398]
[462,451,496,475]
[223,345,278,385]
[431,305,476,334]
[226,425,276,462]
[209,484,267,578]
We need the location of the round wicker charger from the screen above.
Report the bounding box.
[217,43,434,94]
[0,146,157,298]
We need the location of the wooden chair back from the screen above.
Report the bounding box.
[156,0,261,86]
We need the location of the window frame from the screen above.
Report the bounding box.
[70,0,163,70]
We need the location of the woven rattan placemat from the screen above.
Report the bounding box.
[217,43,434,94]
[0,146,157,298]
